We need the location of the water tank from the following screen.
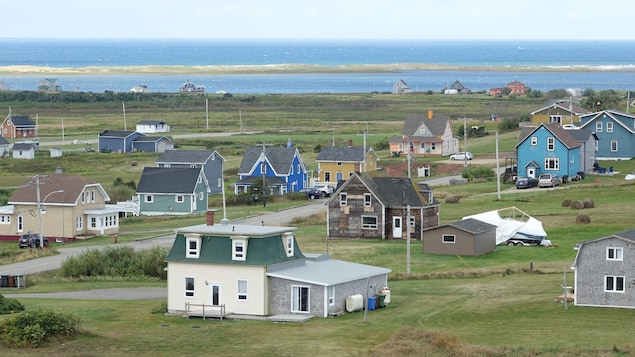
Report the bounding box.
[380,287,391,304]
[346,294,363,312]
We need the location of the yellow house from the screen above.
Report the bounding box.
[315,143,379,184]
[530,99,592,126]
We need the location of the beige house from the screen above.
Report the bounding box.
[0,173,119,241]
[423,218,497,256]
[389,111,460,157]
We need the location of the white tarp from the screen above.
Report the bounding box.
[463,207,547,245]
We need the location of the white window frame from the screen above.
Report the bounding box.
[0,215,10,224]
[336,162,343,166]
[237,280,248,300]
[232,238,247,261]
[607,247,623,261]
[442,234,456,243]
[607,122,613,132]
[596,121,603,132]
[328,286,335,306]
[362,215,378,229]
[364,193,372,207]
[547,137,555,151]
[145,194,153,203]
[175,195,184,203]
[549,115,562,124]
[545,158,559,171]
[91,189,96,202]
[186,236,200,258]
[284,232,294,257]
[611,140,618,152]
[185,277,195,297]
[340,193,347,206]
[530,137,537,146]
[217,178,222,187]
[605,275,625,292]
[75,216,83,229]
[291,285,310,313]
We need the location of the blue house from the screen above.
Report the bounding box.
[136,167,210,216]
[579,109,635,160]
[156,150,226,195]
[131,135,173,153]
[516,122,581,179]
[98,130,146,153]
[235,146,307,195]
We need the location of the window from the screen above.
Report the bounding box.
[81,191,85,203]
[605,276,624,292]
[176,195,184,203]
[409,216,416,228]
[607,122,613,132]
[145,195,153,203]
[284,232,294,257]
[547,137,555,151]
[297,163,301,173]
[0,215,10,224]
[607,247,623,261]
[186,236,200,258]
[185,277,195,297]
[292,285,309,312]
[17,216,23,232]
[328,286,335,306]
[217,178,222,187]
[431,142,436,150]
[530,137,538,146]
[90,190,96,202]
[596,122,602,132]
[442,235,456,243]
[362,216,378,229]
[340,193,347,206]
[364,193,372,207]
[549,115,562,124]
[545,158,559,170]
[336,162,342,166]
[324,172,331,182]
[237,280,248,300]
[260,163,266,174]
[198,192,204,200]
[232,238,247,261]
[90,217,97,228]
[611,140,618,152]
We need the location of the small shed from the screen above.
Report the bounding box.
[423,218,497,256]
[12,143,36,159]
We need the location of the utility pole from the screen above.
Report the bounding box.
[463,117,467,167]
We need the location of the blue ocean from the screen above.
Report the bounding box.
[1,39,634,94]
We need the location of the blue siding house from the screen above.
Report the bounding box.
[131,136,173,153]
[136,167,210,216]
[516,122,581,179]
[579,109,635,160]
[156,150,226,195]
[235,146,307,195]
[98,130,146,153]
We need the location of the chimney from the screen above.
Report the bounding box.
[206,210,214,226]
[347,139,353,147]
[428,110,434,119]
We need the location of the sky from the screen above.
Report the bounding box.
[1,0,631,40]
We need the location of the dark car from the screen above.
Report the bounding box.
[515,176,538,189]
[299,187,322,199]
[18,232,49,249]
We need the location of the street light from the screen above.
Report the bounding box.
[35,176,64,248]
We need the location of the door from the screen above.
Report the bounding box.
[526,167,535,178]
[210,283,221,306]
[392,216,403,238]
[336,172,343,182]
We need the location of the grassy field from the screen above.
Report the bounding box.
[1,93,635,355]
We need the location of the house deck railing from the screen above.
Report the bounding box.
[185,302,226,320]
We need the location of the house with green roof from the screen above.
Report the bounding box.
[165,220,391,319]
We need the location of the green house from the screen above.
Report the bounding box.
[136,167,210,216]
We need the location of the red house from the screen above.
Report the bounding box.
[506,80,528,95]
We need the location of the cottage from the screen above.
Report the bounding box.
[0,173,118,241]
[156,150,226,195]
[97,130,146,153]
[12,143,36,159]
[506,80,527,95]
[235,145,307,195]
[38,78,61,91]
[315,142,379,184]
[179,81,205,93]
[136,167,209,216]
[389,111,459,157]
[2,115,37,139]
[530,99,592,126]
[423,218,497,256]
[392,80,413,94]
[571,229,635,309]
[136,120,170,134]
[326,172,440,240]
[165,220,391,319]
[131,135,173,153]
[578,109,635,160]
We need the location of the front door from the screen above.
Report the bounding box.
[526,167,535,178]
[210,283,221,306]
[392,216,403,239]
[336,172,343,182]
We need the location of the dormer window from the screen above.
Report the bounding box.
[232,236,248,261]
[185,234,201,258]
[283,232,295,257]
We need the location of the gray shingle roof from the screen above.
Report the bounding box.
[156,150,225,164]
[99,130,140,138]
[447,218,497,234]
[402,113,451,139]
[238,146,297,175]
[8,116,35,127]
[356,172,431,207]
[316,146,374,162]
[136,167,203,194]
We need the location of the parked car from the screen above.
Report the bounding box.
[314,183,334,197]
[18,232,49,249]
[450,152,473,160]
[515,176,538,189]
[538,174,561,188]
[299,187,322,199]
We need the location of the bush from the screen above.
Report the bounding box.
[0,294,25,314]
[0,309,81,347]
[58,246,168,279]
[461,166,495,181]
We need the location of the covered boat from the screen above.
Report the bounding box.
[463,206,548,245]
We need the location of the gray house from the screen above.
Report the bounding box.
[155,150,226,195]
[565,128,598,174]
[12,142,36,159]
[131,136,173,153]
[136,167,209,216]
[98,130,146,153]
[0,137,9,157]
[165,221,391,319]
[423,218,497,256]
[571,229,635,309]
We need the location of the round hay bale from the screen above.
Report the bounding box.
[561,198,572,207]
[570,200,584,210]
[576,213,591,224]
[445,194,460,204]
[582,199,595,208]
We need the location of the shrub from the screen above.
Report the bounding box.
[0,294,25,314]
[58,246,168,279]
[0,309,81,347]
[461,166,495,181]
